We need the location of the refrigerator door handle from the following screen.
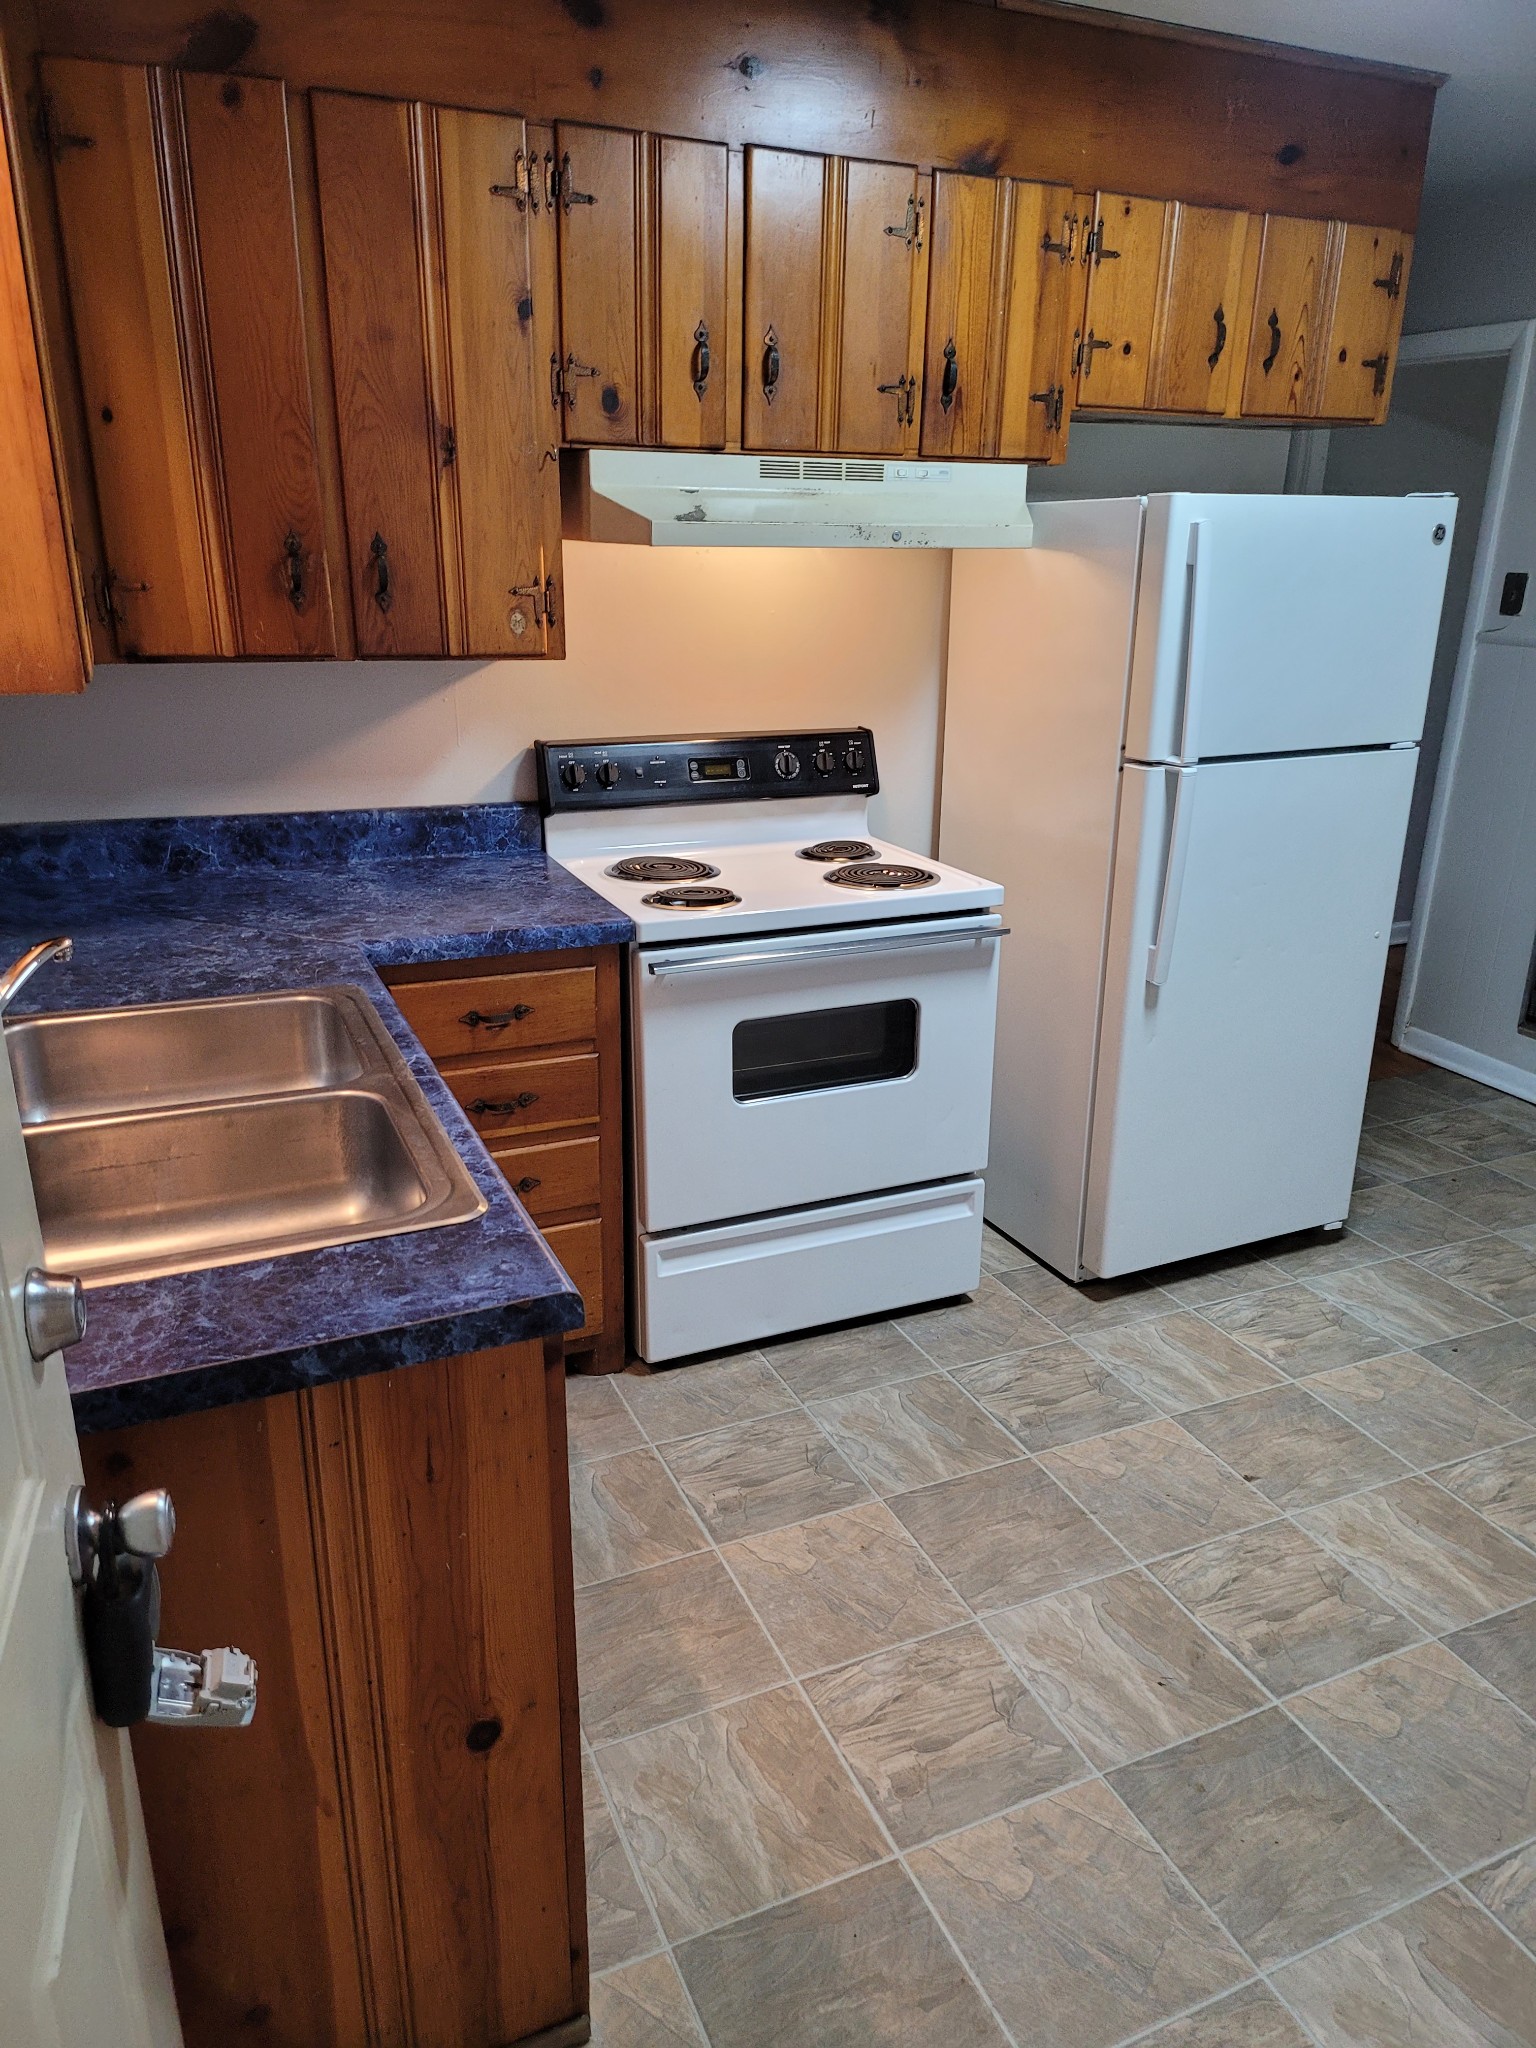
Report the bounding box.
[1146,764,1197,988]
[1176,521,1210,764]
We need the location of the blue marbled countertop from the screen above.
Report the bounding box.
[0,805,633,1432]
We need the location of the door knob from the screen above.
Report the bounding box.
[24,1267,87,1362]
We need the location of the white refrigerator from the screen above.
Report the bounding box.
[940,492,1455,1280]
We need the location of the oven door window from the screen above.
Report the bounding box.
[732,999,918,1102]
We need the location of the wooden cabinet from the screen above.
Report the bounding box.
[1074,191,1168,410]
[1318,222,1413,423]
[43,57,334,659]
[551,121,641,444]
[829,157,928,455]
[742,145,827,452]
[920,170,999,459]
[1240,213,1335,418]
[389,947,626,1371]
[1146,202,1252,414]
[653,135,732,448]
[81,1333,589,2048]
[1,66,86,693]
[314,90,562,659]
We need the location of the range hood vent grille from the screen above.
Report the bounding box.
[758,457,887,484]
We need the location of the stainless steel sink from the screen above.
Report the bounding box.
[7,986,486,1285]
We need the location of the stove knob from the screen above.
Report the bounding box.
[842,741,865,774]
[774,748,801,780]
[560,760,587,791]
[596,761,621,789]
[813,744,836,775]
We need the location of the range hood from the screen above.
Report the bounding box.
[562,449,1033,548]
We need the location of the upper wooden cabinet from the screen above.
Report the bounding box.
[1318,222,1413,423]
[1240,213,1334,419]
[551,122,641,445]
[653,136,731,449]
[1146,202,1251,415]
[1,71,86,693]
[313,90,562,659]
[742,146,826,452]
[42,58,334,660]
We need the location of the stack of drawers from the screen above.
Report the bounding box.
[387,946,625,1371]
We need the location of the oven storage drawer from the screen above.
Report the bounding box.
[630,916,1003,1233]
[636,1179,985,1363]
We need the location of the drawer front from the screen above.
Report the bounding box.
[545,1218,603,1338]
[446,1052,599,1139]
[393,966,597,1060]
[491,1135,601,1222]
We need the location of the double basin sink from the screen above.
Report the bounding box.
[7,987,485,1286]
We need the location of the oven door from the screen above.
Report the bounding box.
[631,913,1004,1233]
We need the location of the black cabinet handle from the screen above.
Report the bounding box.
[1208,303,1228,370]
[369,532,393,613]
[1262,308,1282,375]
[762,326,781,405]
[1362,351,1391,397]
[691,320,711,400]
[468,1091,539,1117]
[282,530,306,611]
[459,1004,534,1032]
[940,338,959,414]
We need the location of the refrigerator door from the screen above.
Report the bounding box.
[1124,494,1455,763]
[1083,746,1417,1277]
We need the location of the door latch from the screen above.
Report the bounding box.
[66,1484,257,1730]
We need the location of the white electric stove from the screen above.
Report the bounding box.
[538,729,1005,1363]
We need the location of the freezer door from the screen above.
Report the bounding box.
[1083,747,1417,1277]
[1124,494,1455,762]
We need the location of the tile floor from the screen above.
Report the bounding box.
[568,1052,1536,2048]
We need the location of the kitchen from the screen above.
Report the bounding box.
[2,3,1535,2046]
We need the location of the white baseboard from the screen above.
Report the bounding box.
[1390,919,1412,946]
[1395,1023,1536,1105]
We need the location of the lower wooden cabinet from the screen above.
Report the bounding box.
[80,1336,590,2048]
[388,946,626,1371]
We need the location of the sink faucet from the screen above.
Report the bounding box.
[0,938,73,1018]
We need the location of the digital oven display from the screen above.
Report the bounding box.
[689,757,750,783]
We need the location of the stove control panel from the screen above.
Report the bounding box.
[537,729,879,810]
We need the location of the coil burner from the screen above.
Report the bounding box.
[606,856,720,882]
[797,840,877,862]
[823,862,939,890]
[641,884,743,909]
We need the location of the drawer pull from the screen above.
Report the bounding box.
[459,1004,534,1032]
[516,1175,542,1194]
[468,1092,539,1116]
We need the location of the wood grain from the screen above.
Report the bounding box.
[554,121,641,444]
[525,118,566,655]
[920,169,1000,460]
[1318,221,1413,423]
[1240,211,1334,419]
[1076,190,1167,409]
[1147,201,1250,415]
[655,135,729,449]
[742,145,824,451]
[993,178,1077,459]
[834,156,925,455]
[390,964,597,1062]
[489,1132,601,1223]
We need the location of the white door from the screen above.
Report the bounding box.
[1124,494,1456,762]
[0,1052,181,2042]
[1083,747,1417,1277]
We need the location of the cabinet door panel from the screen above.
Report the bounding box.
[525,122,566,655]
[313,91,446,655]
[995,181,1078,461]
[1077,192,1167,410]
[437,106,558,656]
[1241,214,1333,419]
[179,73,335,657]
[835,157,924,455]
[554,122,640,444]
[742,146,824,451]
[1148,202,1249,415]
[1319,223,1412,423]
[656,136,729,449]
[921,171,999,459]
[41,57,221,656]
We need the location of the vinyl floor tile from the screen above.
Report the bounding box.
[1136,1982,1311,2048]
[1272,1885,1536,2048]
[1291,1641,1536,1870]
[1415,1233,1536,1319]
[1152,1519,1421,1694]
[599,1685,886,1941]
[722,1500,966,1676]
[1200,1283,1393,1376]
[1251,1226,1387,1280]
[584,1754,661,1974]
[1438,1434,1536,1544]
[1404,1105,1536,1161]
[763,1319,929,1402]
[1077,1311,1285,1413]
[570,1447,708,1589]
[1306,1258,1504,1348]
[1466,1842,1536,1948]
[621,1352,794,1445]
[1446,1602,1536,1718]
[989,1570,1264,1769]
[1147,1249,1294,1309]
[1180,1384,1409,1512]
[1364,1076,1449,1125]
[979,1223,1028,1275]
[577,1551,783,1743]
[1406,1163,1536,1230]
[805,1622,1084,1846]
[1038,1417,1268,1559]
[661,1411,869,1543]
[895,1273,1059,1367]
[990,1259,1178,1336]
[1346,1180,1485,1254]
[675,1862,1005,2048]
[568,1372,646,1464]
[1356,1122,1475,1183]
[1305,1351,1529,1470]
[1422,1321,1536,1423]
[1297,1477,1536,1633]
[590,1953,705,2047]
[809,1372,1019,1495]
[955,1340,1154,1451]
[890,1458,1124,1612]
[909,1778,1246,2048]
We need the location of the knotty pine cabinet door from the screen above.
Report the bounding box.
[830,157,927,455]
[654,136,731,449]
[1074,191,1167,409]
[742,145,827,451]
[314,91,562,658]
[43,57,334,659]
[552,121,641,443]
[1318,223,1412,423]
[920,169,999,459]
[1146,201,1251,415]
[1241,213,1335,418]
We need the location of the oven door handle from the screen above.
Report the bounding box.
[644,922,1009,979]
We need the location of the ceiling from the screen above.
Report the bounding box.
[1059,0,1536,199]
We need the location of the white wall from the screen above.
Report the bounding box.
[0,423,1295,843]
[1406,177,1536,336]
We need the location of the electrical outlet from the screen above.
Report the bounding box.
[1500,571,1528,617]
